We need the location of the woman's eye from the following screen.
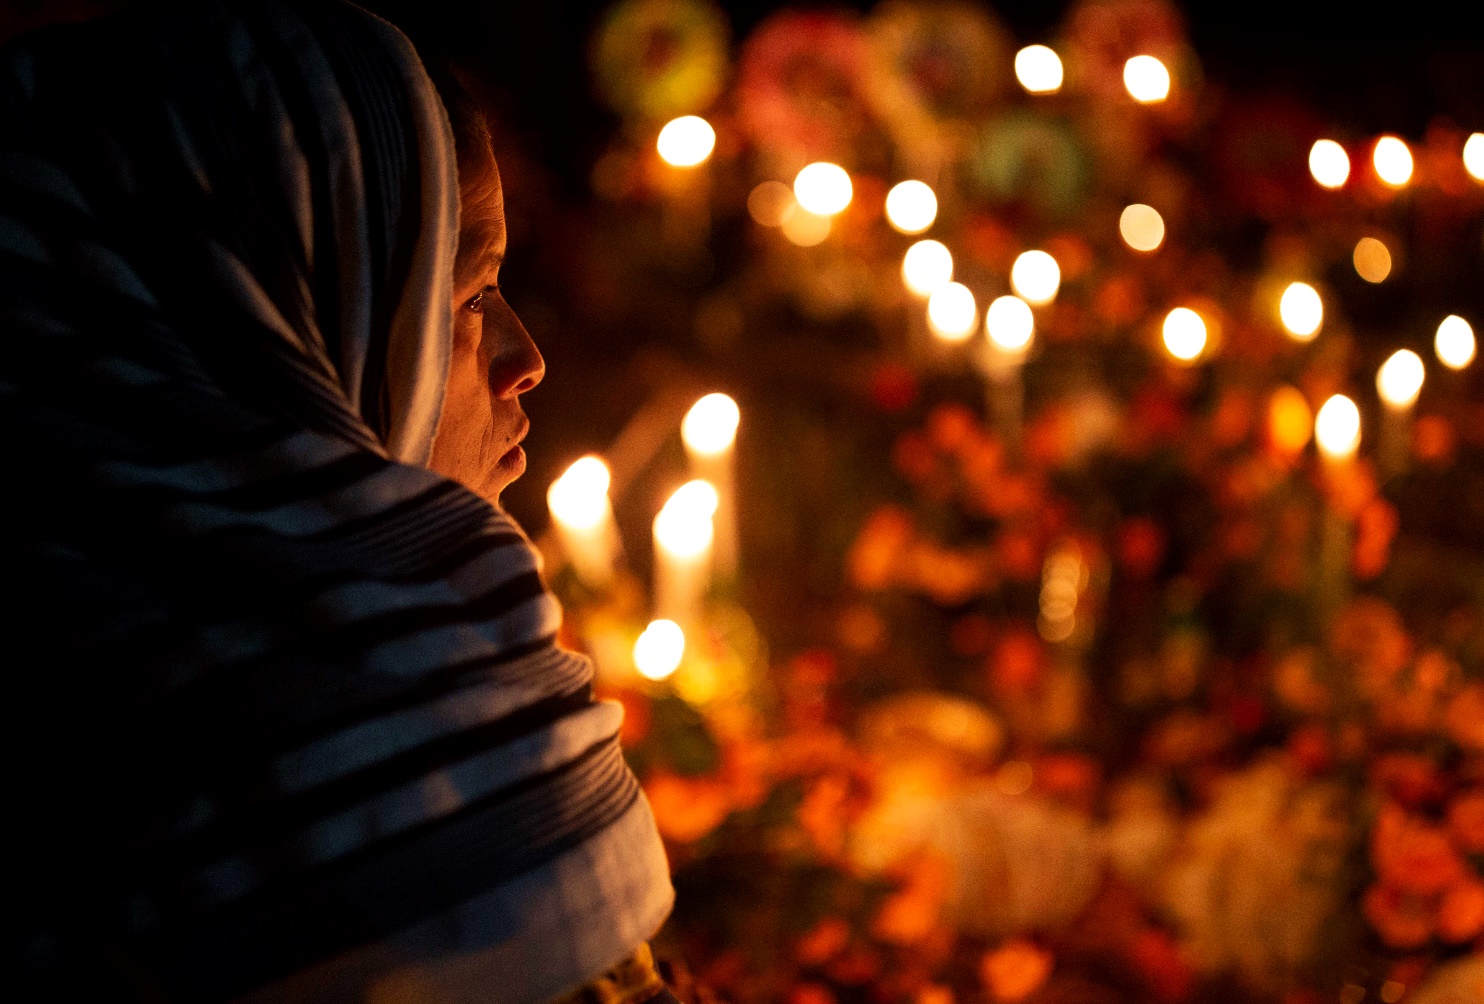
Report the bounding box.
[463,285,498,314]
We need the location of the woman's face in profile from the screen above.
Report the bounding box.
[429,140,544,502]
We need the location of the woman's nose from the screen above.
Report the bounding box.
[486,296,545,398]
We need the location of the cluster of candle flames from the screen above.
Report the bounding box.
[557,44,1483,685]
[546,392,740,681]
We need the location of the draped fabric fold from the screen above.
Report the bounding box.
[0,2,671,1000]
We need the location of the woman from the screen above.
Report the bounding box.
[2,2,671,1001]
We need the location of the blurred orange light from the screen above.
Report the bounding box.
[927,282,977,341]
[747,180,793,227]
[1279,282,1323,341]
[1268,386,1312,454]
[1373,136,1413,187]
[1123,55,1170,103]
[885,180,938,234]
[1465,133,1484,182]
[902,239,953,296]
[656,115,716,167]
[1119,204,1165,251]
[1308,140,1350,189]
[1015,45,1064,94]
[780,203,831,246]
[1315,394,1361,459]
[794,162,853,216]
[1352,238,1391,284]
[1162,307,1206,362]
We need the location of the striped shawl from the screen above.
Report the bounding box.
[0,2,670,1000]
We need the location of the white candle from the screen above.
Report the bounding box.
[983,295,1035,455]
[681,394,739,581]
[653,480,717,627]
[1376,349,1424,478]
[1314,394,1361,609]
[546,456,619,588]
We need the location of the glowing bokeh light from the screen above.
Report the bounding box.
[1123,55,1171,103]
[985,295,1035,352]
[793,162,853,216]
[547,456,611,530]
[1119,204,1165,251]
[1268,386,1312,454]
[1435,315,1477,370]
[902,239,953,296]
[655,115,716,167]
[1373,136,1414,187]
[927,282,977,341]
[1465,133,1484,182]
[681,393,740,455]
[1014,45,1064,94]
[884,180,938,234]
[1352,237,1392,284]
[1279,282,1323,341]
[654,480,718,558]
[1308,140,1350,189]
[747,180,793,227]
[1315,394,1361,459]
[1376,349,1425,409]
[634,619,685,680]
[1161,307,1207,362]
[1010,250,1060,305]
[780,203,831,246]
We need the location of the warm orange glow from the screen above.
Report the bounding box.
[1123,55,1170,103]
[1014,45,1063,94]
[1309,140,1350,189]
[547,456,612,531]
[1010,250,1060,305]
[634,620,685,680]
[747,180,793,227]
[794,162,853,216]
[1352,238,1391,284]
[656,115,716,167]
[1119,204,1165,251]
[1162,307,1207,361]
[1435,315,1477,370]
[902,239,953,296]
[1465,133,1484,182]
[1315,394,1361,459]
[654,481,718,558]
[985,295,1034,352]
[1372,136,1413,187]
[682,393,740,455]
[1268,386,1312,454]
[780,203,831,246]
[927,282,977,341]
[1279,282,1323,341]
[1376,349,1424,409]
[884,180,938,234]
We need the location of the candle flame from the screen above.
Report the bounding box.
[547,456,611,530]
[634,619,685,680]
[655,480,717,558]
[682,393,740,455]
[1315,394,1361,459]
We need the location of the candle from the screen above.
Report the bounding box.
[656,115,715,247]
[1376,349,1425,478]
[546,455,619,588]
[682,393,740,581]
[983,294,1035,455]
[1314,394,1361,610]
[653,480,717,627]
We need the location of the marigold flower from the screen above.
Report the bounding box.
[979,940,1053,1002]
[1362,883,1434,949]
[1438,876,1484,943]
[1447,790,1484,853]
[1371,802,1467,896]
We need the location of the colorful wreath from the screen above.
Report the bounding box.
[1059,0,1187,101]
[735,9,873,163]
[969,111,1091,220]
[592,0,730,121]
[865,1,1013,134]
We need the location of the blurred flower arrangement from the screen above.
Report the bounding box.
[541,1,1484,1001]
